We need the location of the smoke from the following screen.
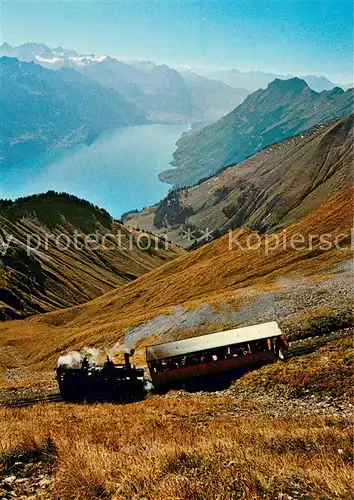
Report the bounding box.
[58,292,279,366]
[110,293,277,354]
[57,351,83,369]
[275,276,307,287]
[335,259,353,275]
[57,347,108,369]
[143,380,154,392]
[81,346,103,365]
[122,305,217,350]
[220,293,277,326]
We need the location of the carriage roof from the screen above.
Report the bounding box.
[146,321,282,361]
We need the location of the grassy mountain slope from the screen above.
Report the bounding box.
[0,187,351,375]
[160,78,353,186]
[1,351,352,499]
[0,57,145,166]
[0,192,184,320]
[125,115,353,247]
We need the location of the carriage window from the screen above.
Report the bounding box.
[166,358,178,369]
[230,344,247,356]
[252,339,269,352]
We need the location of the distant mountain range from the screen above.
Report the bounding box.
[205,67,351,93]
[0,56,145,166]
[125,115,353,247]
[181,71,249,122]
[2,42,352,171]
[0,42,249,124]
[0,192,183,320]
[79,57,201,123]
[0,42,84,68]
[160,78,353,187]
[3,42,348,94]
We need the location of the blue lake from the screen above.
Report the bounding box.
[1,123,189,218]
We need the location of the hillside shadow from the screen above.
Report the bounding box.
[61,390,148,405]
[152,360,277,395]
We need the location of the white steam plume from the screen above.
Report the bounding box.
[110,293,277,354]
[57,351,83,369]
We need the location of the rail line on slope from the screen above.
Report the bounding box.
[2,330,350,407]
[3,393,62,408]
[285,329,350,359]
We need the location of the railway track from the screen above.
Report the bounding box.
[4,393,62,408]
[285,344,318,359]
[2,330,349,407]
[285,330,347,359]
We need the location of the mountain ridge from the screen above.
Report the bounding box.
[0,192,184,320]
[160,78,353,187]
[0,186,351,373]
[0,56,146,166]
[124,115,353,247]
[205,66,349,92]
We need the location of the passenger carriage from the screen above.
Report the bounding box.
[146,321,287,390]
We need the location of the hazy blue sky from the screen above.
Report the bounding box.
[1,1,353,82]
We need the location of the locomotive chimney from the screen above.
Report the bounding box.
[124,352,131,370]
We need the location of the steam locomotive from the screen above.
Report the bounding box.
[56,351,145,402]
[56,321,287,401]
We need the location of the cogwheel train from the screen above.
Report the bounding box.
[56,321,287,401]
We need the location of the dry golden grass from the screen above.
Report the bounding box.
[0,213,185,318]
[1,395,353,500]
[1,331,353,498]
[233,334,354,399]
[0,188,352,379]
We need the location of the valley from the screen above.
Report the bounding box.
[0,186,351,380]
[0,192,184,321]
